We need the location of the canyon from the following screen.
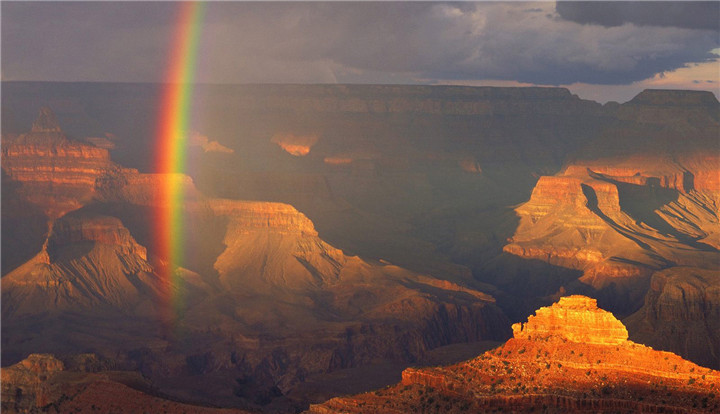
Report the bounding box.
[2,106,510,411]
[2,84,719,412]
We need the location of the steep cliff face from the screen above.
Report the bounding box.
[46,213,148,260]
[504,151,720,313]
[208,199,347,291]
[309,296,720,413]
[1,354,65,411]
[512,296,628,345]
[625,267,720,369]
[102,172,202,206]
[503,172,653,287]
[617,90,719,129]
[1,107,115,218]
[170,198,511,404]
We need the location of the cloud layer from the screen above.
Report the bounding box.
[2,2,717,87]
[556,1,719,31]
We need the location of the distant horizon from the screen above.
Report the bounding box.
[3,2,718,104]
[2,79,717,105]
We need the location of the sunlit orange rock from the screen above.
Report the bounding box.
[309,295,720,413]
[271,132,319,156]
[1,107,116,218]
[1,354,64,410]
[1,211,160,317]
[512,295,627,345]
[504,151,720,305]
[324,156,353,165]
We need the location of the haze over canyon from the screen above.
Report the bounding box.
[1,82,718,413]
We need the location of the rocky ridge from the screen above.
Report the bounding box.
[309,295,720,413]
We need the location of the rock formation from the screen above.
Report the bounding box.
[625,267,720,370]
[310,295,720,413]
[1,107,116,218]
[1,211,164,317]
[1,354,65,411]
[271,132,319,156]
[504,151,720,316]
[190,132,234,153]
[504,90,719,292]
[512,296,628,345]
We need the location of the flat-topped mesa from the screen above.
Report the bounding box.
[209,199,318,236]
[8,354,64,376]
[615,89,720,128]
[628,89,720,107]
[512,295,628,345]
[561,155,710,193]
[514,175,620,221]
[110,172,200,206]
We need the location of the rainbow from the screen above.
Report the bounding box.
[154,2,205,322]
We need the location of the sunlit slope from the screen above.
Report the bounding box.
[310,296,720,413]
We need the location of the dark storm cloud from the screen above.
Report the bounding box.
[2,2,718,86]
[556,1,720,31]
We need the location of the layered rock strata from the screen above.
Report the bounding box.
[504,153,720,307]
[1,107,116,218]
[512,296,628,346]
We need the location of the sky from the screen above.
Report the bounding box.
[2,1,718,103]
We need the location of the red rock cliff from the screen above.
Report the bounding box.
[1,107,115,218]
[512,296,628,345]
